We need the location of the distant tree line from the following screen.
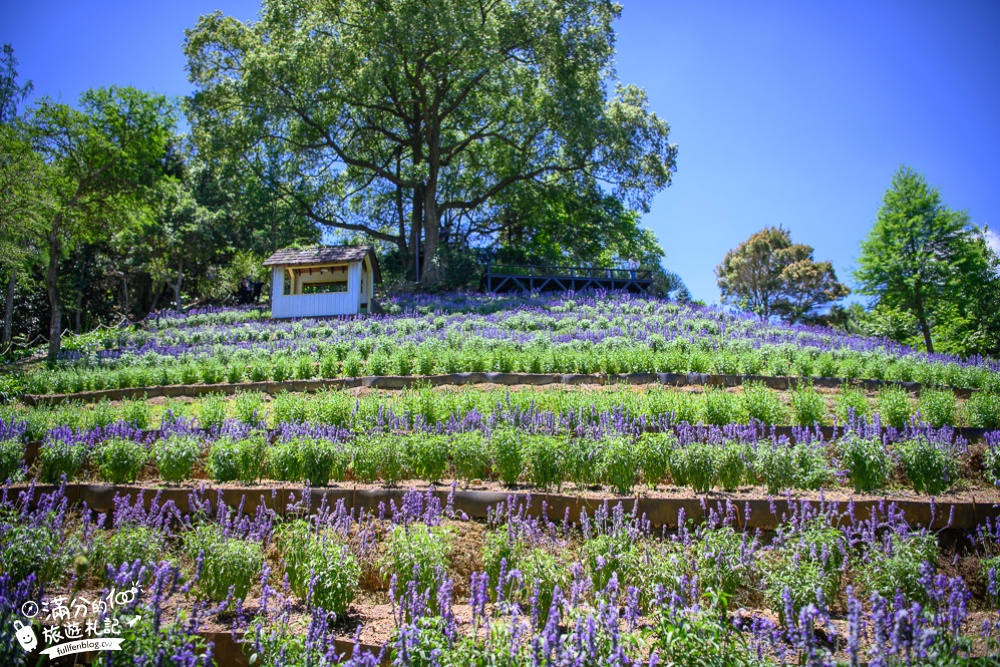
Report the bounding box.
[716,167,1000,357]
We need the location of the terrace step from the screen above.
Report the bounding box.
[21,372,977,406]
[9,483,997,531]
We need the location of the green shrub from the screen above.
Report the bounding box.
[155,435,201,482]
[896,438,959,495]
[790,384,826,426]
[600,437,637,494]
[714,441,751,492]
[524,434,564,490]
[755,442,832,493]
[226,360,245,383]
[185,524,263,604]
[679,442,716,493]
[353,436,407,485]
[965,392,1000,429]
[342,352,363,378]
[582,532,632,591]
[918,389,956,427]
[365,351,389,377]
[293,355,315,380]
[0,523,69,586]
[0,439,24,482]
[838,435,889,493]
[381,524,450,613]
[270,392,308,425]
[741,383,787,425]
[491,428,522,487]
[200,361,225,385]
[638,432,675,489]
[856,532,938,601]
[763,557,833,626]
[39,438,87,482]
[878,386,913,429]
[233,391,265,425]
[92,524,165,581]
[695,526,754,612]
[835,386,870,423]
[209,434,267,484]
[985,445,1000,486]
[450,432,490,485]
[702,388,743,426]
[120,398,151,429]
[93,437,147,484]
[198,394,228,430]
[249,360,270,382]
[277,520,359,615]
[563,437,600,489]
[408,434,449,483]
[272,357,291,382]
[267,438,302,481]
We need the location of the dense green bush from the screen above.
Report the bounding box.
[856,532,938,601]
[491,428,522,487]
[742,382,788,425]
[38,438,88,482]
[354,436,408,485]
[600,437,637,494]
[277,520,359,615]
[381,524,451,614]
[755,442,832,494]
[185,524,263,604]
[408,434,449,484]
[93,437,147,484]
[0,439,24,482]
[155,434,201,482]
[92,524,165,581]
[524,435,564,490]
[834,385,870,423]
[790,384,826,426]
[897,438,959,495]
[919,389,957,427]
[209,434,267,484]
[450,432,490,484]
[638,432,674,488]
[966,392,1000,429]
[877,386,913,429]
[839,435,889,493]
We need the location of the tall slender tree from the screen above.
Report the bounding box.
[854,167,980,354]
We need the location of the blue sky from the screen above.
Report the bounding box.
[3,0,999,303]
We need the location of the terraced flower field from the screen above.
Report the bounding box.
[3,291,1000,665]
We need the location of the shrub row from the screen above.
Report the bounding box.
[25,429,995,496]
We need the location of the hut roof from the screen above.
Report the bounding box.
[264,245,381,282]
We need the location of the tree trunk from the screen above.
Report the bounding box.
[121,274,130,319]
[46,217,63,361]
[171,260,184,313]
[914,289,934,353]
[411,185,423,283]
[3,272,14,344]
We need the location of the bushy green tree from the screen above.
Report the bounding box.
[854,166,1000,355]
[716,226,848,322]
[185,0,677,285]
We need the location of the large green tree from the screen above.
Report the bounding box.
[0,44,40,345]
[184,0,676,284]
[716,226,848,322]
[854,167,996,354]
[27,86,176,359]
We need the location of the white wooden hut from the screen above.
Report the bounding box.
[264,245,381,318]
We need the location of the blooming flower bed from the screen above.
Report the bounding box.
[21,292,1000,396]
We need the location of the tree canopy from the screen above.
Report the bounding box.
[854,166,1000,355]
[716,226,848,323]
[184,0,677,284]
[26,86,177,358]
